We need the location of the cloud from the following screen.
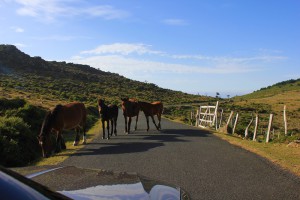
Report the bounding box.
[13,0,129,22]
[10,26,24,33]
[162,19,188,26]
[80,43,164,55]
[69,43,287,84]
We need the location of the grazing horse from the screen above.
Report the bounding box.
[38,102,87,158]
[121,98,140,134]
[98,99,118,140]
[138,101,163,131]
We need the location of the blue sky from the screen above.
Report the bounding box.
[1,0,299,97]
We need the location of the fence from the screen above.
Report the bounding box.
[191,101,290,143]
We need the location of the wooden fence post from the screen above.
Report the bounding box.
[284,105,287,136]
[266,114,273,143]
[232,113,239,135]
[226,111,234,133]
[195,109,199,127]
[244,114,254,139]
[253,114,258,141]
[219,109,223,129]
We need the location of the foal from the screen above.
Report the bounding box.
[138,101,163,131]
[98,99,118,139]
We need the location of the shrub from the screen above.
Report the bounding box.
[0,116,40,167]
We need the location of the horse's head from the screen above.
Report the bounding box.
[98,99,106,116]
[37,134,52,158]
[121,97,130,111]
[38,111,54,158]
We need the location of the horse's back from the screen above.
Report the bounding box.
[62,102,87,129]
[108,104,119,119]
[122,99,139,117]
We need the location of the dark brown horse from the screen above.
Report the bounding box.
[38,102,87,158]
[138,101,163,131]
[98,99,118,140]
[121,98,140,134]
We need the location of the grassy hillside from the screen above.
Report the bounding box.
[0,44,210,109]
[217,79,300,139]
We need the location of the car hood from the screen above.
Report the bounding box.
[12,165,190,200]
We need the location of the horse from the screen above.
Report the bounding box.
[37,102,87,158]
[98,99,118,140]
[121,97,140,134]
[138,101,163,131]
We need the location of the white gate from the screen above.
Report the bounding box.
[197,101,219,130]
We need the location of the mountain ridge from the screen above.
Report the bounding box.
[0,44,210,107]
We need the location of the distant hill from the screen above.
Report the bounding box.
[235,78,300,100]
[0,45,210,107]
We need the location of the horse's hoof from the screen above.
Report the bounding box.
[73,141,79,146]
[107,137,110,140]
[102,137,106,140]
[82,141,86,145]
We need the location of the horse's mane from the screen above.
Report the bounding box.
[40,105,63,136]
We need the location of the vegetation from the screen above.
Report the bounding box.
[0,44,210,167]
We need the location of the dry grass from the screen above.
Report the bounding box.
[213,131,300,177]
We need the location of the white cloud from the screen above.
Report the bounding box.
[11,26,24,33]
[13,0,129,22]
[13,43,26,48]
[162,19,188,26]
[81,43,164,55]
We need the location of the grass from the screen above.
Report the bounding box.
[33,121,100,166]
[213,131,300,177]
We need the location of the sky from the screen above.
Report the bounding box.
[0,0,299,97]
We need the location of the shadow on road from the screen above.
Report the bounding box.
[71,142,164,156]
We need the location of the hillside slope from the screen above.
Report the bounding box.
[0,45,210,108]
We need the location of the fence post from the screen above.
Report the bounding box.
[266,114,273,143]
[284,105,287,136]
[244,114,254,139]
[253,114,258,141]
[226,111,234,133]
[232,113,239,135]
[219,109,223,129]
[195,109,199,127]
[213,101,219,130]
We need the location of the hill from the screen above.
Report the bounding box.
[235,78,300,100]
[224,79,300,137]
[0,44,210,109]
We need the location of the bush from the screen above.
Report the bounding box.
[0,116,40,167]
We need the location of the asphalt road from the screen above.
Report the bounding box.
[61,111,300,199]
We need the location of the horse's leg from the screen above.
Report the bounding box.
[128,117,132,134]
[124,116,128,134]
[110,120,114,137]
[82,124,86,144]
[107,120,110,140]
[56,131,62,152]
[145,115,150,131]
[61,134,66,149]
[114,118,117,136]
[102,120,106,139]
[73,127,80,146]
[157,113,162,130]
[134,112,139,131]
[151,115,159,130]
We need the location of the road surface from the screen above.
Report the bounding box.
[61,111,300,199]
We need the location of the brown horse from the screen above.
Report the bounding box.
[38,102,87,158]
[98,99,118,140]
[121,98,140,134]
[138,101,163,131]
